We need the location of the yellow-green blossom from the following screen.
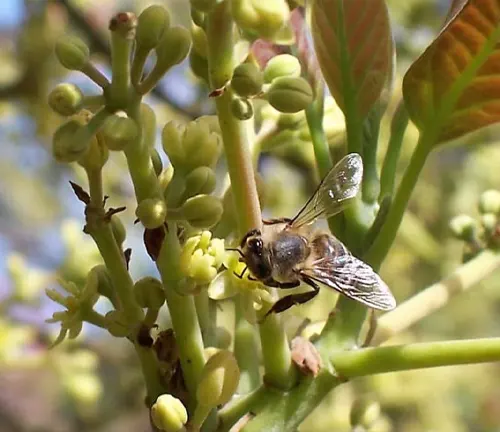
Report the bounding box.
[179,231,225,285]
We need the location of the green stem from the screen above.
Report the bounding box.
[109,21,134,109]
[331,338,500,378]
[361,105,382,204]
[136,344,166,405]
[144,307,160,327]
[157,226,206,407]
[379,100,409,199]
[82,308,107,328]
[259,313,297,389]
[206,1,261,234]
[131,46,150,88]
[371,250,500,346]
[195,289,215,346]
[364,136,433,270]
[81,63,110,89]
[234,296,261,393]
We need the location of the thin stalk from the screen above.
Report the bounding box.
[206,2,295,390]
[195,289,215,346]
[370,250,500,346]
[234,296,261,393]
[364,136,432,270]
[379,100,409,199]
[81,63,110,89]
[109,17,134,108]
[331,338,500,378]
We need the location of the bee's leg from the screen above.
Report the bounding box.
[264,278,319,316]
[262,217,293,225]
[234,266,248,279]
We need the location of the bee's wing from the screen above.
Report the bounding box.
[301,251,396,311]
[289,153,363,229]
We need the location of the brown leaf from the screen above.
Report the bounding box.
[312,0,393,117]
[403,0,500,143]
[69,181,90,204]
[143,225,166,261]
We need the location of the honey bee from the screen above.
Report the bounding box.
[232,153,396,316]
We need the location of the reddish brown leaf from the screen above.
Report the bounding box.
[69,181,90,204]
[143,225,166,261]
[403,0,500,143]
[311,0,393,117]
[291,336,322,377]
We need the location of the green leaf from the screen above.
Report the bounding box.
[403,0,500,144]
[311,0,393,118]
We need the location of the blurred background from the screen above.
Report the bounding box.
[3,0,500,431]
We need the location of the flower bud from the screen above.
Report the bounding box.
[481,213,497,233]
[181,195,223,228]
[350,397,381,428]
[232,0,290,39]
[266,76,313,113]
[134,276,165,309]
[182,120,222,170]
[55,35,90,70]
[136,5,170,50]
[231,63,263,97]
[449,214,476,242]
[104,310,130,337]
[101,113,139,151]
[191,22,208,58]
[189,50,209,83]
[151,394,187,432]
[159,165,175,192]
[136,198,167,229]
[152,149,163,176]
[184,166,217,199]
[196,350,240,407]
[48,83,84,116]
[110,215,127,245]
[191,0,218,13]
[191,8,205,27]
[162,121,186,168]
[90,265,115,301]
[263,54,301,83]
[231,97,254,120]
[78,129,109,172]
[155,26,192,72]
[479,190,500,215]
[52,120,91,163]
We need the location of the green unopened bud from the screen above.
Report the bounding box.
[184,166,216,199]
[481,213,497,233]
[52,120,91,163]
[189,50,209,83]
[231,63,263,97]
[136,198,167,229]
[48,83,84,116]
[134,276,165,309]
[55,35,90,70]
[151,394,187,432]
[350,397,381,428]
[232,0,290,39]
[191,22,208,58]
[266,76,313,113]
[152,149,163,176]
[479,190,500,215]
[449,214,476,241]
[90,265,114,301]
[162,121,186,168]
[191,0,218,13]
[156,26,192,72]
[110,215,127,245]
[104,310,130,337]
[136,5,170,50]
[78,131,109,172]
[181,195,223,228]
[231,97,254,120]
[159,165,175,192]
[101,113,139,151]
[197,350,240,407]
[182,120,222,170]
[263,54,301,83]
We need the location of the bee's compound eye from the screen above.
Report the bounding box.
[247,237,263,252]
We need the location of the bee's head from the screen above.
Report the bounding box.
[239,229,272,280]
